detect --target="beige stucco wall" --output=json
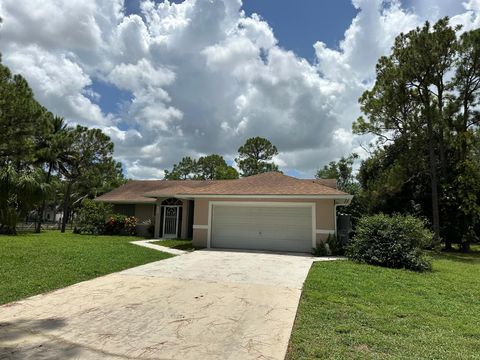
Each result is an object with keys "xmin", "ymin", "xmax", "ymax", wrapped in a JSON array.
[
  {"xmin": 316, "ymin": 199, "xmax": 335, "ymax": 230},
  {"xmin": 191, "ymin": 197, "xmax": 337, "ymax": 248},
  {"xmin": 193, "ymin": 199, "xmax": 209, "ymax": 226},
  {"xmin": 192, "ymin": 228, "xmax": 208, "ymax": 248}
]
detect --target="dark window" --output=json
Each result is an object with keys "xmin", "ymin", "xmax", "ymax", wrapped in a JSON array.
[{"xmin": 113, "ymin": 204, "xmax": 135, "ymax": 216}]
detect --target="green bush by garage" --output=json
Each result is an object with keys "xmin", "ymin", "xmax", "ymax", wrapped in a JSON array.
[{"xmin": 346, "ymin": 214, "xmax": 432, "ymax": 272}]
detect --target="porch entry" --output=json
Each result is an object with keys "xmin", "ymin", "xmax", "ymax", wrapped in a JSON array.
[
  {"xmin": 161, "ymin": 198, "xmax": 183, "ymax": 239},
  {"xmin": 163, "ymin": 206, "xmax": 179, "ymax": 238}
]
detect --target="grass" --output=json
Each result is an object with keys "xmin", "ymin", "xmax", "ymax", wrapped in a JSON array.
[
  {"xmin": 0, "ymin": 231, "xmax": 173, "ymax": 305},
  {"xmin": 152, "ymin": 239, "xmax": 195, "ymax": 251},
  {"xmin": 287, "ymin": 250, "xmax": 480, "ymax": 359}
]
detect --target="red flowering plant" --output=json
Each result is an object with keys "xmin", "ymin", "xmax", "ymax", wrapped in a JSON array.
[
  {"xmin": 104, "ymin": 214, "xmax": 138, "ymax": 235},
  {"xmin": 124, "ymin": 216, "xmax": 138, "ymax": 235}
]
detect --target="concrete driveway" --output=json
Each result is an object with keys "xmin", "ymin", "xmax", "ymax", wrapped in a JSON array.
[{"xmin": 0, "ymin": 250, "xmax": 314, "ymax": 360}]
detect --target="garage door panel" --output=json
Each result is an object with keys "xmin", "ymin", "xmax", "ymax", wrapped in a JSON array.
[{"xmin": 211, "ymin": 205, "xmax": 312, "ymax": 252}]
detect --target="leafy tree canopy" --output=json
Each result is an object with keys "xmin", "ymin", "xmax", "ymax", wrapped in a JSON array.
[
  {"xmin": 235, "ymin": 137, "xmax": 279, "ymax": 177},
  {"xmin": 165, "ymin": 154, "xmax": 239, "ymax": 180},
  {"xmin": 353, "ymin": 18, "xmax": 480, "ymax": 251},
  {"xmin": 316, "ymin": 153, "xmax": 359, "ymax": 191}
]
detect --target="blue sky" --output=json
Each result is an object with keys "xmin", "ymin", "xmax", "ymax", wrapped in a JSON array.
[
  {"xmin": 242, "ymin": 1, "xmax": 358, "ymax": 60},
  {"xmin": 1, "ymin": 0, "xmax": 478, "ymax": 178}
]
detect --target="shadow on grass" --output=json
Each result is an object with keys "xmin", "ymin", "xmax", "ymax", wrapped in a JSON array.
[
  {"xmin": 430, "ymin": 249, "xmax": 480, "ymax": 264},
  {"xmin": 170, "ymin": 243, "xmax": 195, "ymax": 251},
  {"xmin": 152, "ymin": 239, "xmax": 195, "ymax": 251}
]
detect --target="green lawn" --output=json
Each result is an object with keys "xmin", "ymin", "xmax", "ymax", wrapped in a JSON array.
[
  {"xmin": 287, "ymin": 250, "xmax": 480, "ymax": 359},
  {"xmin": 152, "ymin": 239, "xmax": 195, "ymax": 251},
  {"xmin": 0, "ymin": 231, "xmax": 172, "ymax": 305}
]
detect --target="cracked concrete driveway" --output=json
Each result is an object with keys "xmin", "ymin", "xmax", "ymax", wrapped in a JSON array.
[{"xmin": 0, "ymin": 250, "xmax": 314, "ymax": 360}]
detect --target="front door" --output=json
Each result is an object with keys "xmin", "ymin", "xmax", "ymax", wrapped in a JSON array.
[{"xmin": 163, "ymin": 206, "xmax": 178, "ymax": 238}]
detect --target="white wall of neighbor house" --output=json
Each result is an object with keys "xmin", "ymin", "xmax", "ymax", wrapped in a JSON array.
[{"xmin": 191, "ymin": 197, "xmax": 337, "ymax": 248}]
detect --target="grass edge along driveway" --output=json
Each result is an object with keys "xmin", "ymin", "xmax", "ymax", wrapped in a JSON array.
[
  {"xmin": 151, "ymin": 238, "xmax": 196, "ymax": 251},
  {"xmin": 0, "ymin": 231, "xmax": 172, "ymax": 305},
  {"xmin": 287, "ymin": 250, "xmax": 480, "ymax": 359}
]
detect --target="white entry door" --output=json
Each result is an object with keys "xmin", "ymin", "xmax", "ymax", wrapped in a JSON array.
[
  {"xmin": 211, "ymin": 204, "xmax": 313, "ymax": 252},
  {"xmin": 163, "ymin": 206, "xmax": 179, "ymax": 238}
]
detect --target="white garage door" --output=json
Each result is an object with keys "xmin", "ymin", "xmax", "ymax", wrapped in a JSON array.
[{"xmin": 211, "ymin": 204, "xmax": 313, "ymax": 253}]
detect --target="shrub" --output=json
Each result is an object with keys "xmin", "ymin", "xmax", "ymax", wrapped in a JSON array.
[
  {"xmin": 124, "ymin": 216, "xmax": 138, "ymax": 235},
  {"xmin": 147, "ymin": 223, "xmax": 155, "ymax": 238},
  {"xmin": 75, "ymin": 199, "xmax": 112, "ymax": 235},
  {"xmin": 346, "ymin": 214, "xmax": 432, "ymax": 272},
  {"xmin": 104, "ymin": 214, "xmax": 138, "ymax": 236},
  {"xmin": 313, "ymin": 241, "xmax": 330, "ymax": 256},
  {"xmin": 328, "ymin": 233, "xmax": 345, "ymax": 256},
  {"xmin": 313, "ymin": 234, "xmax": 345, "ymax": 256}
]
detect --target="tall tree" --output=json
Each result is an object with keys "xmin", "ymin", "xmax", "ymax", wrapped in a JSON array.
[
  {"xmin": 164, "ymin": 156, "xmax": 197, "ymax": 180},
  {"xmin": 445, "ymin": 28, "xmax": 480, "ymax": 251},
  {"xmin": 165, "ymin": 155, "xmax": 238, "ymax": 180},
  {"xmin": 0, "ymin": 55, "xmax": 46, "ymax": 162},
  {"xmin": 354, "ymin": 19, "xmax": 458, "ymax": 245},
  {"xmin": 60, "ymin": 126, "xmax": 123, "ymax": 232},
  {"xmin": 316, "ymin": 153, "xmax": 359, "ymax": 191},
  {"xmin": 0, "ymin": 54, "xmax": 50, "ymax": 233},
  {"xmin": 316, "ymin": 153, "xmax": 366, "ymax": 227},
  {"xmin": 354, "ymin": 19, "xmax": 480, "ymax": 251},
  {"xmin": 34, "ymin": 115, "xmax": 71, "ymax": 232},
  {"xmin": 235, "ymin": 137, "xmax": 279, "ymax": 177},
  {"xmin": 196, "ymin": 154, "xmax": 238, "ymax": 180}
]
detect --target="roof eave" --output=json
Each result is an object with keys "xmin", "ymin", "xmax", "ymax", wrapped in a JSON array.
[
  {"xmin": 101, "ymin": 194, "xmax": 354, "ymax": 202},
  {"xmin": 181, "ymin": 194, "xmax": 353, "ymax": 199},
  {"xmin": 94, "ymin": 199, "xmax": 156, "ymax": 204}
]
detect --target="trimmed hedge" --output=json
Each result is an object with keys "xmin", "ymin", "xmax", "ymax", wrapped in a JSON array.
[{"xmin": 346, "ymin": 214, "xmax": 432, "ymax": 272}]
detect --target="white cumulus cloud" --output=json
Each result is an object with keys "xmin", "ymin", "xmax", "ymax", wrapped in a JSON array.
[{"xmin": 0, "ymin": 0, "xmax": 478, "ymax": 179}]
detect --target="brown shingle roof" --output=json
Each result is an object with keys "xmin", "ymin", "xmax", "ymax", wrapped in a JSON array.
[
  {"xmin": 95, "ymin": 180, "xmax": 211, "ymax": 203},
  {"xmin": 95, "ymin": 172, "xmax": 349, "ymax": 203}
]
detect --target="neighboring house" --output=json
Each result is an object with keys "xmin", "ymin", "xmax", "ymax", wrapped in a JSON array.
[
  {"xmin": 26, "ymin": 204, "xmax": 62, "ymax": 223},
  {"xmin": 95, "ymin": 172, "xmax": 352, "ymax": 253}
]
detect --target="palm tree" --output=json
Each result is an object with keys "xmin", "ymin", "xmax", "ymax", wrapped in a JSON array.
[
  {"xmin": 0, "ymin": 164, "xmax": 47, "ymax": 234},
  {"xmin": 34, "ymin": 116, "xmax": 72, "ymax": 232}
]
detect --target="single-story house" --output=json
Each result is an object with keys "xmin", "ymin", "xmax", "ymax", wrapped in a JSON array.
[{"xmin": 95, "ymin": 172, "xmax": 353, "ymax": 253}]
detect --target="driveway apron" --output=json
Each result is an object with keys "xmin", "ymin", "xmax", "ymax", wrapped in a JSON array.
[{"xmin": 0, "ymin": 249, "xmax": 314, "ymax": 360}]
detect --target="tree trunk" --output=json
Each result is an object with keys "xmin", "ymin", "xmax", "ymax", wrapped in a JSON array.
[
  {"xmin": 444, "ymin": 238, "xmax": 452, "ymax": 251},
  {"xmin": 426, "ymin": 111, "xmax": 441, "ymax": 246},
  {"xmin": 35, "ymin": 163, "xmax": 53, "ymax": 233},
  {"xmin": 436, "ymin": 86, "xmax": 448, "ymax": 177},
  {"xmin": 61, "ymin": 181, "xmax": 72, "ymax": 233},
  {"xmin": 461, "ymin": 241, "xmax": 470, "ymax": 253}
]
